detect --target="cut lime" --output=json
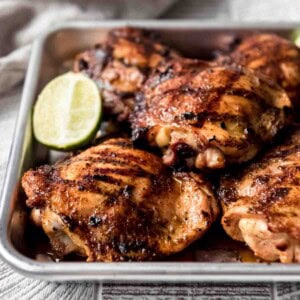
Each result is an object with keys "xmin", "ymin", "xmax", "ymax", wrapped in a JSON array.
[
  {"xmin": 292, "ymin": 29, "xmax": 300, "ymax": 47},
  {"xmin": 33, "ymin": 72, "xmax": 102, "ymax": 150}
]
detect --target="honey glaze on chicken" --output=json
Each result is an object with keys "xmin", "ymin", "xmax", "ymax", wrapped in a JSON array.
[
  {"xmin": 74, "ymin": 27, "xmax": 179, "ymax": 122},
  {"xmin": 131, "ymin": 58, "xmax": 292, "ymax": 170},
  {"xmin": 218, "ymin": 128, "xmax": 300, "ymax": 263},
  {"xmin": 22, "ymin": 138, "xmax": 219, "ymax": 262}
]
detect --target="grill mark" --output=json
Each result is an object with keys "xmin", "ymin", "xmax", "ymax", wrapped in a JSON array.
[
  {"xmin": 285, "ymin": 176, "xmax": 300, "ymax": 186},
  {"xmin": 231, "ymin": 36, "xmax": 300, "ymax": 87},
  {"xmin": 269, "ymin": 188, "xmax": 290, "ymax": 201},
  {"xmin": 91, "ymin": 167, "xmax": 153, "ymax": 179},
  {"xmin": 148, "ymin": 60, "xmax": 208, "ymax": 88},
  {"xmin": 76, "ymin": 176, "xmax": 132, "ymax": 202},
  {"xmin": 229, "ymin": 157, "xmax": 300, "ymax": 190},
  {"xmin": 250, "ymin": 186, "xmax": 292, "ymax": 214},
  {"xmin": 221, "ymin": 160, "xmax": 300, "ymax": 207},
  {"xmin": 64, "ymin": 150, "xmax": 159, "ymax": 185},
  {"xmin": 272, "ymin": 169, "xmax": 299, "ymax": 185},
  {"xmin": 265, "ymin": 145, "xmax": 300, "ymax": 160},
  {"xmin": 233, "ymin": 36, "xmax": 284, "ymax": 54},
  {"xmin": 201, "ymin": 68, "xmax": 243, "ymax": 110},
  {"xmin": 147, "ymin": 67, "xmax": 279, "ymax": 131},
  {"xmin": 48, "ymin": 174, "xmax": 118, "ymax": 204},
  {"xmin": 142, "ymin": 64, "xmax": 285, "ymax": 151},
  {"xmin": 224, "ymin": 88, "xmax": 270, "ymax": 109},
  {"xmin": 157, "ymin": 85, "xmax": 270, "ymax": 111},
  {"xmin": 111, "ymin": 151, "xmax": 157, "ymax": 168},
  {"xmin": 72, "ymin": 149, "xmax": 154, "ymax": 169},
  {"xmin": 234, "ymin": 42, "xmax": 298, "ymax": 63},
  {"xmin": 73, "ymin": 160, "xmax": 155, "ymax": 185},
  {"xmin": 90, "ymin": 149, "xmax": 152, "ymax": 167},
  {"xmin": 76, "ymin": 156, "xmax": 131, "ymax": 167},
  {"xmin": 73, "ymin": 154, "xmax": 150, "ymax": 171},
  {"xmin": 86, "ymin": 174, "xmax": 123, "ymax": 186},
  {"xmin": 76, "ymin": 178, "xmax": 109, "ymax": 194},
  {"xmin": 184, "ymin": 112, "xmax": 247, "ymax": 128},
  {"xmin": 148, "ymin": 64, "xmax": 241, "ymax": 93},
  {"xmin": 103, "ymin": 140, "xmax": 133, "ymax": 148}
]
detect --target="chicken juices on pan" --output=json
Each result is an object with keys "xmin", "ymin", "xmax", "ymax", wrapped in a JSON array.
[
  {"xmin": 131, "ymin": 58, "xmax": 292, "ymax": 170},
  {"xmin": 22, "ymin": 138, "xmax": 219, "ymax": 262},
  {"xmin": 217, "ymin": 33, "xmax": 300, "ymax": 114},
  {"xmin": 218, "ymin": 128, "xmax": 300, "ymax": 263},
  {"xmin": 74, "ymin": 27, "xmax": 179, "ymax": 122}
]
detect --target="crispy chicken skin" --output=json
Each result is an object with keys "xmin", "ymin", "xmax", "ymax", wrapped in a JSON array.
[
  {"xmin": 218, "ymin": 128, "xmax": 300, "ymax": 263},
  {"xmin": 22, "ymin": 138, "xmax": 219, "ymax": 262},
  {"xmin": 74, "ymin": 27, "xmax": 179, "ymax": 121},
  {"xmin": 131, "ymin": 58, "xmax": 292, "ymax": 170},
  {"xmin": 217, "ymin": 34, "xmax": 300, "ymax": 113}
]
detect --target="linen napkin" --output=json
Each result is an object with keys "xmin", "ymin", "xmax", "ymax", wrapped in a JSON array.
[{"xmin": 0, "ymin": 0, "xmax": 175, "ymax": 95}]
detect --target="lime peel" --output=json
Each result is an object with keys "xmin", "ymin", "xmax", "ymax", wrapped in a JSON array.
[{"xmin": 33, "ymin": 72, "xmax": 102, "ymax": 150}]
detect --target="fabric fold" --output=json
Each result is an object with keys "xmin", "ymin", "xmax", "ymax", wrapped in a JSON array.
[{"xmin": 0, "ymin": 0, "xmax": 175, "ymax": 95}]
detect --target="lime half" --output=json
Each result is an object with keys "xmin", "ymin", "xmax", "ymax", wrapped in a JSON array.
[
  {"xmin": 33, "ymin": 72, "xmax": 102, "ymax": 150},
  {"xmin": 292, "ymin": 29, "xmax": 300, "ymax": 47}
]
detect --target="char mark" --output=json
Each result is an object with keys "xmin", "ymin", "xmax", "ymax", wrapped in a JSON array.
[
  {"xmin": 87, "ymin": 174, "xmax": 123, "ymax": 186},
  {"xmin": 269, "ymin": 187, "xmax": 290, "ymax": 202},
  {"xmin": 265, "ymin": 145, "xmax": 300, "ymax": 160},
  {"xmin": 131, "ymin": 127, "xmax": 149, "ymax": 146},
  {"xmin": 154, "ymin": 85, "xmax": 270, "ymax": 119},
  {"xmin": 182, "ymin": 111, "xmax": 247, "ymax": 127},
  {"xmin": 217, "ymin": 184, "xmax": 238, "ymax": 204},
  {"xmin": 88, "ymin": 215, "xmax": 103, "ymax": 227},
  {"xmin": 89, "ymin": 149, "xmax": 152, "ymax": 168},
  {"xmin": 103, "ymin": 140, "xmax": 133, "ymax": 148},
  {"xmin": 171, "ymin": 143, "xmax": 196, "ymax": 159},
  {"xmin": 90, "ymin": 167, "xmax": 153, "ymax": 179}
]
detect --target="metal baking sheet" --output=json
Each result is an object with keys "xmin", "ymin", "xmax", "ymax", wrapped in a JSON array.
[{"xmin": 1, "ymin": 20, "xmax": 300, "ymax": 282}]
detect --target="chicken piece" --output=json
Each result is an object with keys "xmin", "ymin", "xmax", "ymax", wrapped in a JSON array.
[
  {"xmin": 217, "ymin": 33, "xmax": 300, "ymax": 114},
  {"xmin": 218, "ymin": 128, "xmax": 300, "ymax": 263},
  {"xmin": 131, "ymin": 58, "xmax": 292, "ymax": 170},
  {"xmin": 22, "ymin": 138, "xmax": 219, "ymax": 262},
  {"xmin": 74, "ymin": 27, "xmax": 179, "ymax": 121}
]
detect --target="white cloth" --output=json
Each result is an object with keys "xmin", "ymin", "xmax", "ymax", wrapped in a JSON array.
[{"xmin": 0, "ymin": 0, "xmax": 175, "ymax": 95}]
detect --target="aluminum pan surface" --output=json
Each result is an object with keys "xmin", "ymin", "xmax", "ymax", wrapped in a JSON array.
[{"xmin": 1, "ymin": 20, "xmax": 300, "ymax": 282}]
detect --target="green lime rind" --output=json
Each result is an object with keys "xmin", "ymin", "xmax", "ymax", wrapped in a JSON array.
[
  {"xmin": 291, "ymin": 29, "xmax": 300, "ymax": 47},
  {"xmin": 33, "ymin": 111, "xmax": 102, "ymax": 151},
  {"xmin": 33, "ymin": 72, "xmax": 102, "ymax": 151}
]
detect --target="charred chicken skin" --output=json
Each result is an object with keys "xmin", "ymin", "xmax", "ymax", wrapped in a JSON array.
[
  {"xmin": 74, "ymin": 27, "xmax": 179, "ymax": 122},
  {"xmin": 22, "ymin": 138, "xmax": 219, "ymax": 262},
  {"xmin": 218, "ymin": 128, "xmax": 300, "ymax": 263},
  {"xmin": 131, "ymin": 58, "xmax": 292, "ymax": 170},
  {"xmin": 217, "ymin": 33, "xmax": 300, "ymax": 114}
]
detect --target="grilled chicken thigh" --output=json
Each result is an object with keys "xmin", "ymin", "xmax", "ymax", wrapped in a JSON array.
[
  {"xmin": 74, "ymin": 27, "xmax": 179, "ymax": 121},
  {"xmin": 131, "ymin": 58, "xmax": 292, "ymax": 170},
  {"xmin": 218, "ymin": 128, "xmax": 300, "ymax": 263},
  {"xmin": 22, "ymin": 138, "xmax": 219, "ymax": 262},
  {"xmin": 217, "ymin": 34, "xmax": 300, "ymax": 113}
]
